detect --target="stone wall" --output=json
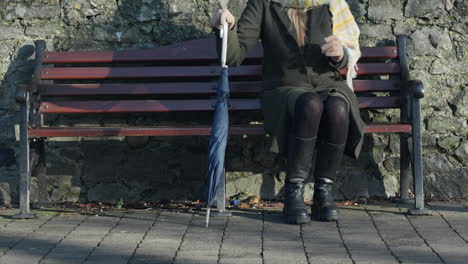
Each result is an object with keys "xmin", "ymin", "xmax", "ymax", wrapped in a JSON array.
[{"xmin": 0, "ymin": 0, "xmax": 466, "ymax": 206}]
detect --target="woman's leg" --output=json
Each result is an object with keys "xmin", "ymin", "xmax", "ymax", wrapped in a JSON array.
[
  {"xmin": 312, "ymin": 95, "xmax": 350, "ymax": 221},
  {"xmin": 283, "ymin": 92, "xmax": 323, "ymax": 224},
  {"xmin": 293, "ymin": 92, "xmax": 323, "ymax": 139}
]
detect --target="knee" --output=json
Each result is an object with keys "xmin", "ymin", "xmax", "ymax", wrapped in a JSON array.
[
  {"xmin": 325, "ymin": 97, "xmax": 349, "ymax": 122},
  {"xmin": 295, "ymin": 93, "xmax": 323, "ymax": 117}
]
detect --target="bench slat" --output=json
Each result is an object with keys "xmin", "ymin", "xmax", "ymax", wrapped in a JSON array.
[
  {"xmin": 42, "ymin": 38, "xmax": 398, "ymax": 64},
  {"xmin": 41, "ymin": 66, "xmax": 261, "ymax": 80},
  {"xmin": 40, "ymin": 82, "xmax": 263, "ymax": 96},
  {"xmin": 28, "ymin": 123, "xmax": 411, "ymax": 137},
  {"xmin": 39, "ymin": 80, "xmax": 400, "ymax": 97},
  {"xmin": 40, "ymin": 63, "xmax": 400, "ymax": 80},
  {"xmin": 40, "ymin": 97, "xmax": 400, "ymax": 114}
]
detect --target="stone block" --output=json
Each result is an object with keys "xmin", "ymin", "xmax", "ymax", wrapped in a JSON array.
[
  {"xmin": 359, "ymin": 24, "xmax": 394, "ymax": 40},
  {"xmin": 429, "ymin": 58, "xmax": 451, "ymax": 75},
  {"xmin": 393, "ymin": 23, "xmax": 414, "ymax": 36},
  {"xmin": 409, "ymin": 27, "xmax": 453, "ymax": 57},
  {"xmin": 454, "ymin": 142, "xmax": 468, "ymax": 164},
  {"xmin": 437, "ymin": 136, "xmax": 460, "ymax": 151},
  {"xmin": 426, "ymin": 117, "xmax": 466, "ymax": 133},
  {"xmin": 383, "ymin": 157, "xmax": 400, "ymax": 172},
  {"xmin": 25, "ymin": 24, "xmax": 64, "ymax": 38},
  {"xmin": 405, "ymin": 0, "xmax": 446, "ymax": 18},
  {"xmin": 0, "ymin": 24, "xmax": 24, "ymax": 41},
  {"xmin": 87, "ymin": 183, "xmax": 139, "ymax": 203},
  {"xmin": 454, "ymin": 89, "xmax": 468, "ymax": 118},
  {"xmin": 2, "ymin": 2, "xmax": 60, "ymax": 21},
  {"xmin": 0, "ymin": 182, "xmax": 11, "ymax": 206},
  {"xmin": 226, "ymin": 173, "xmax": 287, "ymax": 200},
  {"xmin": 368, "ymin": 0, "xmax": 404, "ymax": 20}
]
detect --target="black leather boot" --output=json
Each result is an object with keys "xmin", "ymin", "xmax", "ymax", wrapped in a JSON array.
[
  {"xmin": 311, "ymin": 141, "xmax": 345, "ymax": 221},
  {"xmin": 283, "ymin": 134, "xmax": 317, "ymax": 224}
]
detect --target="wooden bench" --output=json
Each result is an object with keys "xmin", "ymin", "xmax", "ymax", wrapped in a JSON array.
[{"xmin": 14, "ymin": 35, "xmax": 431, "ymax": 218}]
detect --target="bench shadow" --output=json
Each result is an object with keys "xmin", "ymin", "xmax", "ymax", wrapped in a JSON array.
[{"xmin": 0, "ymin": 44, "xmax": 36, "ymax": 205}]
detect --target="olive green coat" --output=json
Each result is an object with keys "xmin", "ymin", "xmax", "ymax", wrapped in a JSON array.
[{"xmin": 216, "ymin": 0, "xmax": 365, "ymax": 159}]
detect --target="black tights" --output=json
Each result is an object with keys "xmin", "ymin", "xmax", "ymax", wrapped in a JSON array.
[{"xmin": 292, "ymin": 92, "xmax": 349, "ymax": 144}]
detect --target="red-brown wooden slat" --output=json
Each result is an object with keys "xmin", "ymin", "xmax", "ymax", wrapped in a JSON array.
[
  {"xmin": 352, "ymin": 80, "xmax": 400, "ymax": 92},
  {"xmin": 40, "ymin": 99, "xmax": 261, "ymax": 113},
  {"xmin": 359, "ymin": 96, "xmax": 400, "ymax": 109},
  {"xmin": 29, "ymin": 126, "xmax": 264, "ymax": 137},
  {"xmin": 41, "ymin": 63, "xmax": 399, "ymax": 80},
  {"xmin": 40, "ymin": 97, "xmax": 400, "ymax": 114},
  {"xmin": 338, "ymin": 63, "xmax": 400, "ymax": 76},
  {"xmin": 39, "ymin": 80, "xmax": 400, "ymax": 97},
  {"xmin": 360, "ymin": 47, "xmax": 398, "ymax": 59},
  {"xmin": 40, "ymin": 82, "xmax": 264, "ymax": 96},
  {"xmin": 40, "ymin": 66, "xmax": 262, "ymax": 80},
  {"xmin": 42, "ymin": 39, "xmax": 398, "ymax": 64},
  {"xmin": 364, "ymin": 123, "xmax": 412, "ymax": 133},
  {"xmin": 28, "ymin": 123, "xmax": 411, "ymax": 138}
]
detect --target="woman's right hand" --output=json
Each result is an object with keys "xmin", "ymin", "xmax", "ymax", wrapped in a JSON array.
[{"xmin": 212, "ymin": 9, "xmax": 236, "ymax": 30}]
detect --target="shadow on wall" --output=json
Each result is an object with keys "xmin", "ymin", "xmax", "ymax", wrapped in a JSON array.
[
  {"xmin": 0, "ymin": 45, "xmax": 36, "ymax": 206},
  {"xmin": 58, "ymin": 0, "xmax": 216, "ymax": 51}
]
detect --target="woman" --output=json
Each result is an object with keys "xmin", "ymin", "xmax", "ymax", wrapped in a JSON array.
[{"xmin": 212, "ymin": 0, "xmax": 365, "ymax": 224}]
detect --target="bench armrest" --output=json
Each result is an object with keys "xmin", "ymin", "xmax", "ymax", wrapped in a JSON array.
[{"xmin": 409, "ymin": 80, "xmax": 424, "ymax": 99}]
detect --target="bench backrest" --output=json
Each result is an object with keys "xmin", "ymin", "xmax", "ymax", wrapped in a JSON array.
[{"xmin": 27, "ymin": 36, "xmax": 412, "ymax": 135}]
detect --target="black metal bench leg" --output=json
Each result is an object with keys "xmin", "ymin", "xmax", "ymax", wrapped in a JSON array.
[
  {"xmin": 398, "ymin": 135, "xmax": 412, "ymax": 204},
  {"xmin": 13, "ymin": 95, "xmax": 36, "ymax": 219},
  {"xmin": 213, "ymin": 168, "xmax": 232, "ymax": 217},
  {"xmin": 408, "ymin": 96, "xmax": 431, "ymax": 215}
]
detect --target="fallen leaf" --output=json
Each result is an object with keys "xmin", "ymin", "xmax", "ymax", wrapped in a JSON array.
[
  {"xmin": 238, "ymin": 203, "xmax": 250, "ymax": 209},
  {"xmin": 246, "ymin": 195, "xmax": 260, "ymax": 204}
]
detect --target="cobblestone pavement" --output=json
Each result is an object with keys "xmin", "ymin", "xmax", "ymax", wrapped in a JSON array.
[{"xmin": 0, "ymin": 201, "xmax": 467, "ymax": 264}]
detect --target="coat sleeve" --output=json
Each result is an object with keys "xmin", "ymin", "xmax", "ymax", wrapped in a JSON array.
[
  {"xmin": 214, "ymin": 0, "xmax": 263, "ymax": 67},
  {"xmin": 328, "ymin": 46, "xmax": 349, "ymax": 70}
]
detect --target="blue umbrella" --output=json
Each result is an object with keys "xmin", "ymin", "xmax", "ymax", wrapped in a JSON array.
[{"xmin": 205, "ymin": 22, "xmax": 230, "ymax": 228}]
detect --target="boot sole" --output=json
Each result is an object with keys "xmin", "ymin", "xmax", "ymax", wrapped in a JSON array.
[
  {"xmin": 311, "ymin": 205, "xmax": 340, "ymax": 222},
  {"xmin": 285, "ymin": 214, "xmax": 311, "ymax": 224}
]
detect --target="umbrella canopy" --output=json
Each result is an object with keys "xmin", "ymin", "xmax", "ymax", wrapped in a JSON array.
[
  {"xmin": 204, "ymin": 67, "xmax": 229, "ymax": 207},
  {"xmin": 204, "ymin": 22, "xmax": 230, "ymax": 228}
]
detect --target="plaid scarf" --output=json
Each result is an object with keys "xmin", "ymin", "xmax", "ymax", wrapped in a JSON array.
[{"xmin": 271, "ymin": 0, "xmax": 361, "ymax": 90}]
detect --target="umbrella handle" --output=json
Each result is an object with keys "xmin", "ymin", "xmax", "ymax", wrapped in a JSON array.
[{"xmin": 220, "ymin": 21, "xmax": 228, "ymax": 68}]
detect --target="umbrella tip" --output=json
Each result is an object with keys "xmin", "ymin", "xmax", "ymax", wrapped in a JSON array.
[{"xmin": 205, "ymin": 208, "xmax": 211, "ymax": 229}]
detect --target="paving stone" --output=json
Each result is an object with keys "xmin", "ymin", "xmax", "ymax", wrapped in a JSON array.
[
  {"xmin": 390, "ymin": 246, "xmax": 441, "ymax": 263},
  {"xmin": 173, "ymin": 255, "xmax": 218, "ymax": 264},
  {"xmin": 219, "ymin": 257, "xmax": 262, "ymax": 264},
  {"xmin": 44, "ymin": 250, "xmax": 90, "ymax": 259},
  {"xmin": 264, "ymin": 255, "xmax": 308, "ymax": 264},
  {"xmin": 130, "ymin": 256, "xmax": 174, "ymax": 264},
  {"xmin": 352, "ymin": 254, "xmax": 398, "ymax": 264},
  {"xmin": 306, "ymin": 256, "xmax": 353, "ymax": 264},
  {"xmin": 0, "ymin": 203, "xmax": 467, "ymax": 264},
  {"xmin": 133, "ymin": 212, "xmax": 190, "ymax": 264},
  {"xmin": 405, "ymin": 211, "xmax": 468, "ymax": 264},
  {"xmin": 84, "ymin": 254, "xmax": 132, "ymax": 264},
  {"xmin": 0, "ymin": 256, "xmax": 42, "ymax": 264},
  {"xmin": 41, "ymin": 258, "xmax": 84, "ymax": 264},
  {"xmin": 220, "ymin": 241, "xmax": 261, "ymax": 258}
]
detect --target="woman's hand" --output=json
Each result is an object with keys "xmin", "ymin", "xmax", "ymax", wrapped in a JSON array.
[
  {"xmin": 321, "ymin": 35, "xmax": 345, "ymax": 63},
  {"xmin": 212, "ymin": 9, "xmax": 236, "ymax": 30}
]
